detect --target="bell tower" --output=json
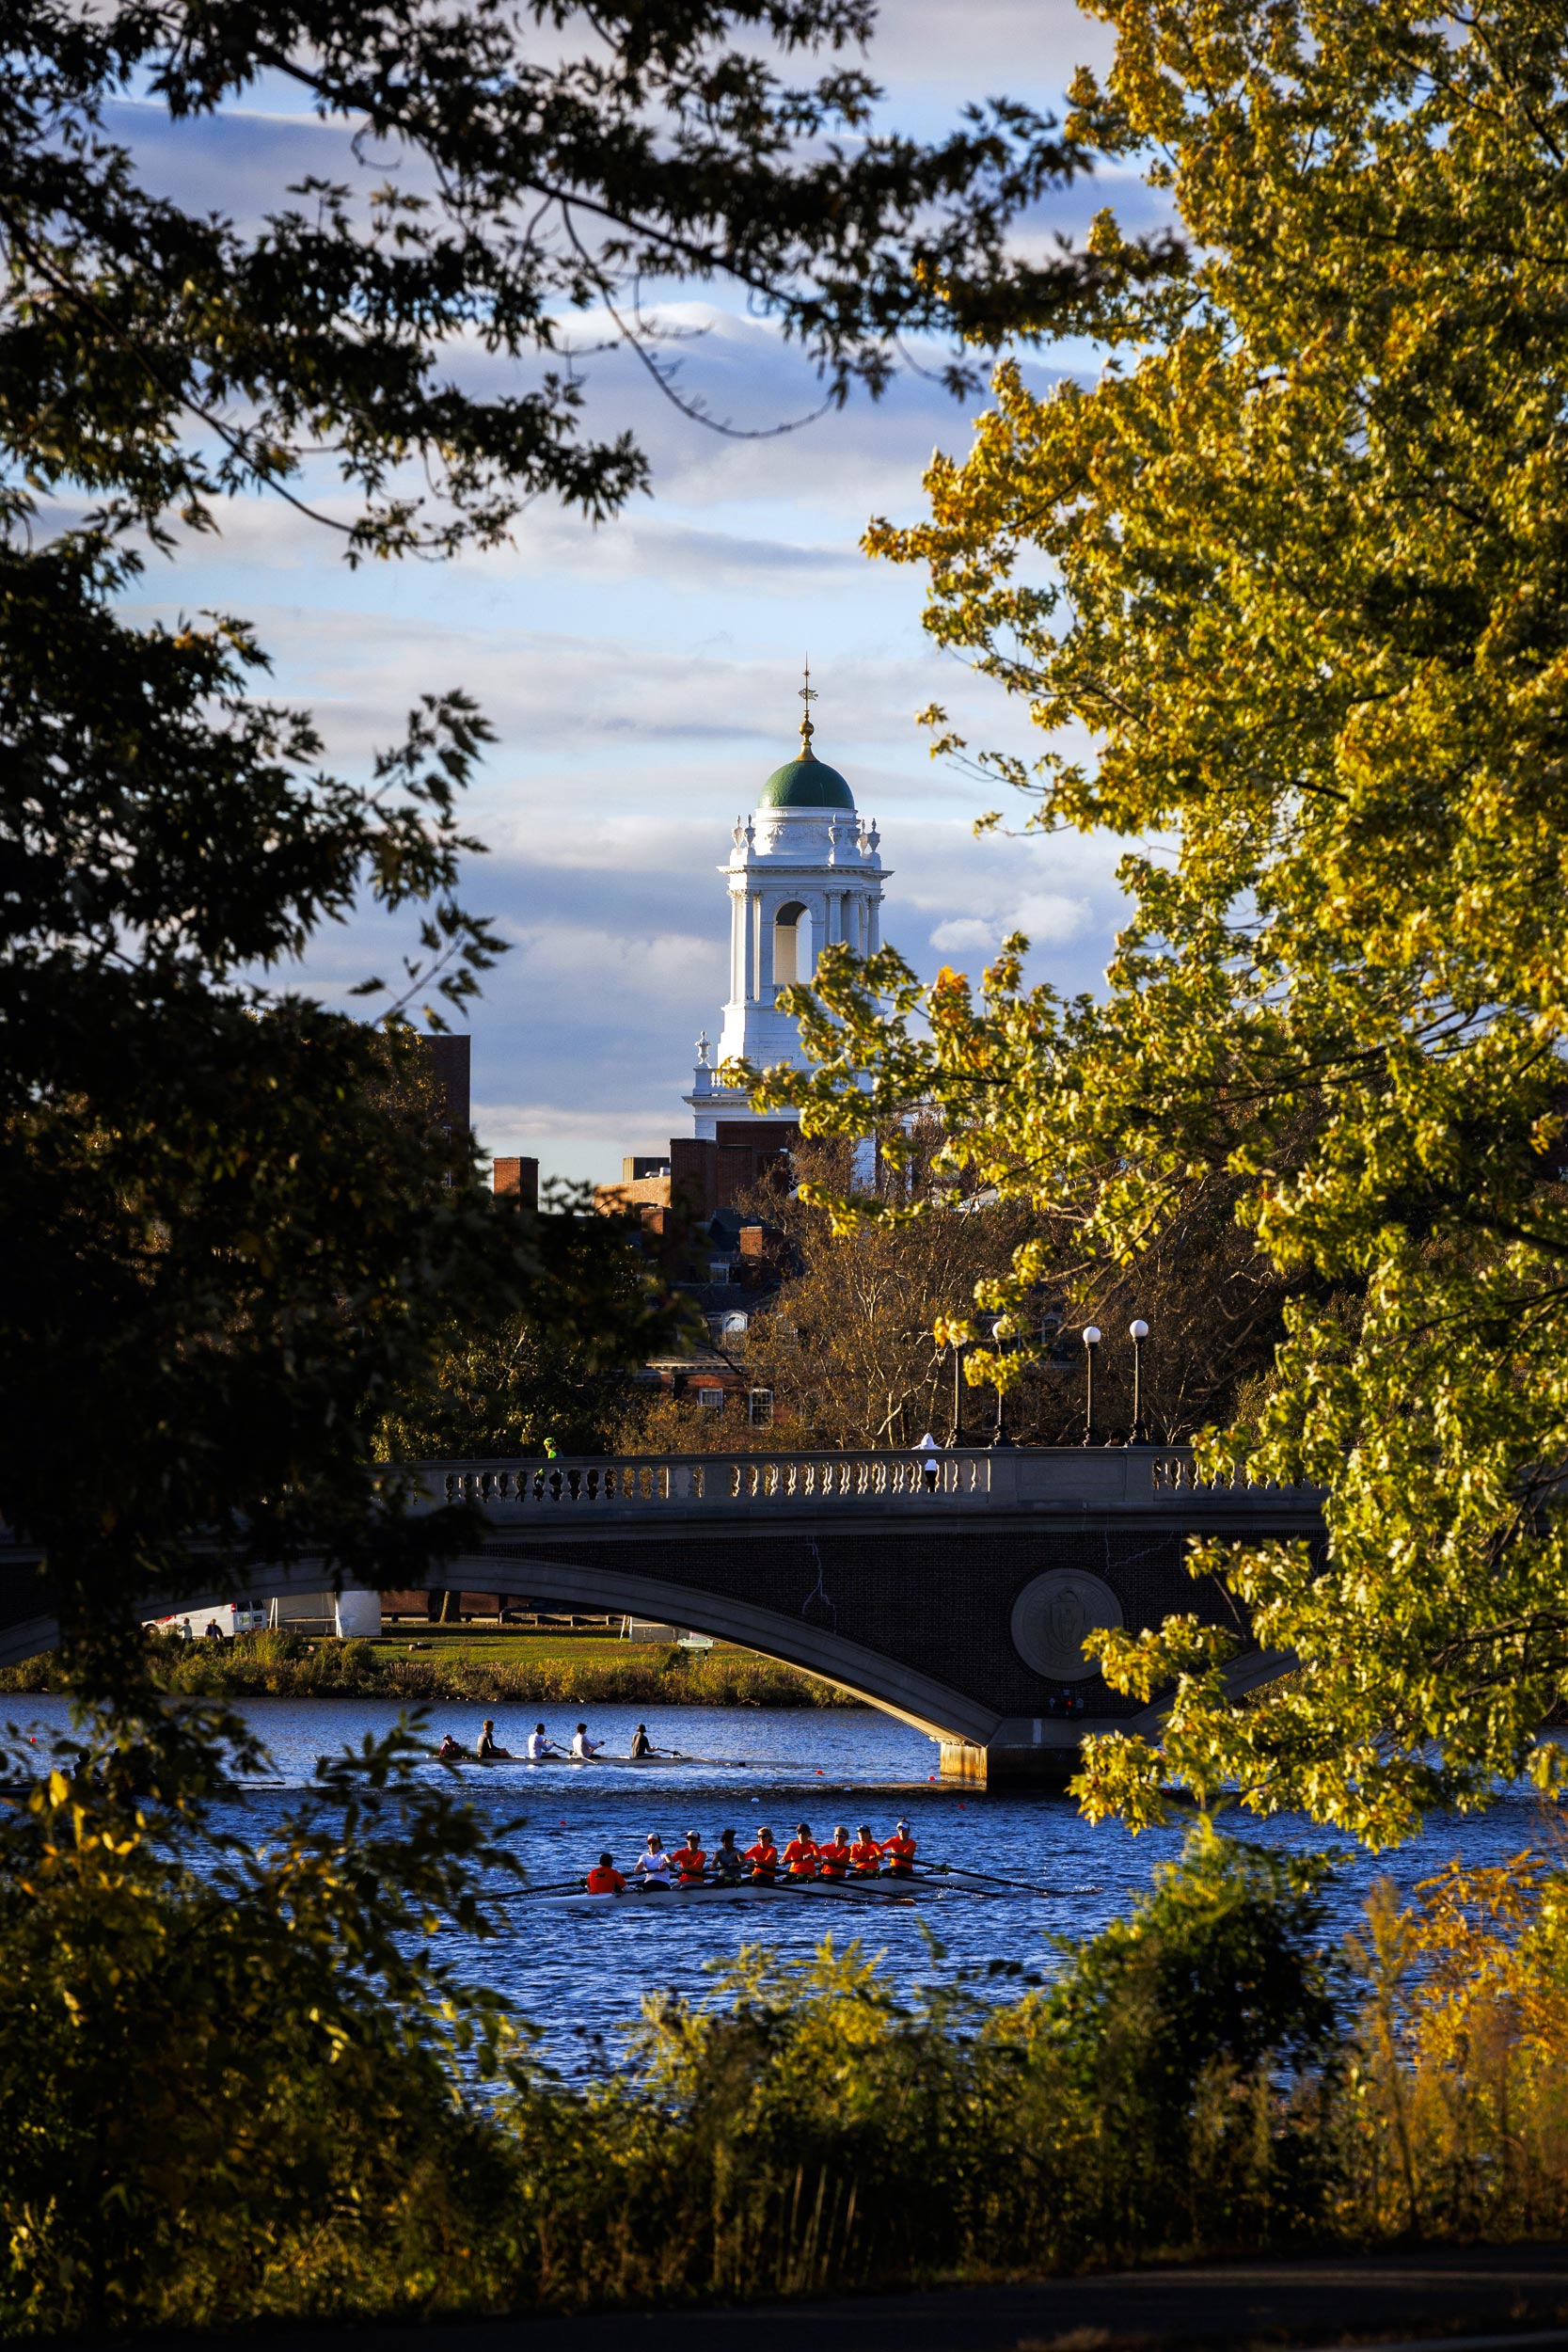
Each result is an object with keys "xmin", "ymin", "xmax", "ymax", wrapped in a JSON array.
[{"xmin": 686, "ymin": 669, "xmax": 888, "ymax": 1139}]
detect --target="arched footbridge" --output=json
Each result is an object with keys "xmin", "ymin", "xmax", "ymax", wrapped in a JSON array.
[{"xmin": 0, "ymin": 1448, "xmax": 1322, "ymax": 1788}]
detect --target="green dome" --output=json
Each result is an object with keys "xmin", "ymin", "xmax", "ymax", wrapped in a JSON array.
[{"xmin": 758, "ymin": 752, "xmax": 855, "ymax": 810}]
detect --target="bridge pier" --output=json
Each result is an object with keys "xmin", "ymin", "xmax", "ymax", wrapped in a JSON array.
[{"xmin": 940, "ymin": 1721, "xmax": 1085, "ymax": 1792}]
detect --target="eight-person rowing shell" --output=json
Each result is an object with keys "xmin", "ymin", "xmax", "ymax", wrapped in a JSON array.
[{"xmin": 575, "ymin": 1818, "xmax": 920, "ymax": 1896}]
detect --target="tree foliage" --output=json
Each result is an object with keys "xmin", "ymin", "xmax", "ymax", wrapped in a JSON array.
[
  {"xmin": 0, "ymin": 1707, "xmax": 524, "ymax": 2334},
  {"xmin": 0, "ymin": 2, "xmax": 1100, "ymax": 1661},
  {"xmin": 756, "ymin": 0, "xmax": 1568, "ymax": 1839}
]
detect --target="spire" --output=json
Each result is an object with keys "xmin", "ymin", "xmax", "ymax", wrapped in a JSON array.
[{"xmin": 798, "ymin": 657, "xmax": 817, "ymax": 755}]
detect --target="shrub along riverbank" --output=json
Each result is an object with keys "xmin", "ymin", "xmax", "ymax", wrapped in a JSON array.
[
  {"xmin": 0, "ymin": 1628, "xmax": 855, "ymax": 1708},
  {"xmin": 7, "ymin": 1713, "xmax": 1568, "ymax": 2339}
]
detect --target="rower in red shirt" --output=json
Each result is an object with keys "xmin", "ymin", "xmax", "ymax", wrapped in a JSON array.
[
  {"xmin": 849, "ymin": 1824, "xmax": 883, "ymax": 1876},
  {"xmin": 816, "ymin": 1825, "xmax": 852, "ymax": 1880},
  {"xmin": 745, "ymin": 1828, "xmax": 779, "ymax": 1884},
  {"xmin": 782, "ymin": 1821, "xmax": 818, "ymax": 1878},
  {"xmin": 879, "ymin": 1819, "xmax": 917, "ymax": 1877},
  {"xmin": 672, "ymin": 1830, "xmax": 707, "ymax": 1887},
  {"xmin": 585, "ymin": 1851, "xmax": 626, "ymax": 1895}
]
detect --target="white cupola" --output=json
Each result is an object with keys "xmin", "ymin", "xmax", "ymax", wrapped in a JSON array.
[{"xmin": 686, "ymin": 669, "xmax": 889, "ymax": 1138}]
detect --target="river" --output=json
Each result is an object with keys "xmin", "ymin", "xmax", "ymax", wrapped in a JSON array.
[{"xmin": 10, "ymin": 1696, "xmax": 1559, "ymax": 2075}]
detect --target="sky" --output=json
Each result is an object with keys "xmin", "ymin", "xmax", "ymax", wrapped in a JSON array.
[{"xmin": 118, "ymin": 0, "xmax": 1158, "ymax": 1186}]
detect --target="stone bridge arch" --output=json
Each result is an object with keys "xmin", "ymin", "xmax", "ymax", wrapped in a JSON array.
[{"xmin": 0, "ymin": 1447, "xmax": 1316, "ymax": 1785}]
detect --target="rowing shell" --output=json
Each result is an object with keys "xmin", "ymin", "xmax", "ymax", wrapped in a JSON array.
[{"xmin": 531, "ymin": 1879, "xmax": 927, "ymax": 1914}]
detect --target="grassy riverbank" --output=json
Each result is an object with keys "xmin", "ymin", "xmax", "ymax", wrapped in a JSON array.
[{"xmin": 0, "ymin": 1626, "xmax": 858, "ymax": 1708}]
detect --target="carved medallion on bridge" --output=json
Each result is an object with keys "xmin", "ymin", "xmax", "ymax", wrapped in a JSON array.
[{"xmin": 1010, "ymin": 1570, "xmax": 1123, "ymax": 1682}]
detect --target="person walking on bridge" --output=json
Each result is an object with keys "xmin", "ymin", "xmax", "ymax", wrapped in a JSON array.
[{"xmin": 914, "ymin": 1431, "xmax": 942, "ymax": 1492}]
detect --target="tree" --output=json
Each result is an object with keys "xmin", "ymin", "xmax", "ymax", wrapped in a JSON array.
[
  {"xmin": 376, "ymin": 1201, "xmax": 677, "ymax": 1459},
  {"xmin": 763, "ymin": 0, "xmax": 1568, "ymax": 1840},
  {"xmin": 0, "ymin": 2, "xmax": 1101, "ymax": 1667}
]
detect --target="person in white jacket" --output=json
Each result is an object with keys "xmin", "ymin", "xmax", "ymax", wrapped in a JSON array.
[
  {"xmin": 633, "ymin": 1834, "xmax": 673, "ymax": 1890},
  {"xmin": 570, "ymin": 1720, "xmax": 602, "ymax": 1758}
]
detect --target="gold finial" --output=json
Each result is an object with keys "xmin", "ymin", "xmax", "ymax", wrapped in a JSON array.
[{"xmin": 798, "ymin": 657, "xmax": 817, "ymax": 754}]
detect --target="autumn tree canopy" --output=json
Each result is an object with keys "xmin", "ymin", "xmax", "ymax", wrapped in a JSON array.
[{"xmin": 754, "ymin": 0, "xmax": 1568, "ymax": 1842}]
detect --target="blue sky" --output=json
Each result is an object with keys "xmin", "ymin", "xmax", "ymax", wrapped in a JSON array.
[{"xmin": 119, "ymin": 0, "xmax": 1158, "ymax": 1185}]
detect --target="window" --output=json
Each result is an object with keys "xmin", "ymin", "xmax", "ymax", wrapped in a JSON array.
[
  {"xmin": 773, "ymin": 899, "xmax": 808, "ymax": 987},
  {"xmin": 707, "ymin": 1260, "xmax": 733, "ymax": 1284},
  {"xmin": 696, "ymin": 1387, "xmax": 725, "ymax": 1410},
  {"xmin": 748, "ymin": 1388, "xmax": 774, "ymax": 1428}
]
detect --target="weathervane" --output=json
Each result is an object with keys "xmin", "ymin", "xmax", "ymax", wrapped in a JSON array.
[{"xmin": 798, "ymin": 658, "xmax": 817, "ymax": 754}]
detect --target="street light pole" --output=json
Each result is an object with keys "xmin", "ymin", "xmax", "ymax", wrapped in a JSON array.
[
  {"xmin": 1130, "ymin": 1317, "xmax": 1149, "ymax": 1443},
  {"xmin": 1082, "ymin": 1325, "xmax": 1101, "ymax": 1446}
]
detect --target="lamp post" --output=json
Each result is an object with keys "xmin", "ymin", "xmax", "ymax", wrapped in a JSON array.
[
  {"xmin": 989, "ymin": 1316, "xmax": 1016, "ymax": 1449},
  {"xmin": 1129, "ymin": 1317, "xmax": 1149, "ymax": 1443},
  {"xmin": 948, "ymin": 1337, "xmax": 968, "ymax": 1447},
  {"xmin": 1082, "ymin": 1325, "xmax": 1101, "ymax": 1446}
]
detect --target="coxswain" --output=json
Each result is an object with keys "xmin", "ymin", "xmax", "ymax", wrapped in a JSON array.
[
  {"xmin": 745, "ymin": 1826, "xmax": 779, "ymax": 1885},
  {"xmin": 712, "ymin": 1828, "xmax": 745, "ymax": 1883},
  {"xmin": 629, "ymin": 1723, "xmax": 655, "ymax": 1758},
  {"xmin": 850, "ymin": 1823, "xmax": 883, "ymax": 1875},
  {"xmin": 476, "ymin": 1718, "xmax": 512, "ymax": 1760},
  {"xmin": 816, "ymin": 1825, "xmax": 852, "ymax": 1881},
  {"xmin": 880, "ymin": 1819, "xmax": 917, "ymax": 1877},
  {"xmin": 527, "ymin": 1722, "xmax": 563, "ymax": 1760},
  {"xmin": 571, "ymin": 1721, "xmax": 602, "ymax": 1759},
  {"xmin": 672, "ymin": 1828, "xmax": 707, "ymax": 1887},
  {"xmin": 585, "ymin": 1851, "xmax": 626, "ymax": 1895},
  {"xmin": 634, "ymin": 1833, "xmax": 673, "ymax": 1891},
  {"xmin": 783, "ymin": 1821, "xmax": 818, "ymax": 1878},
  {"xmin": 436, "ymin": 1733, "xmax": 466, "ymax": 1761}
]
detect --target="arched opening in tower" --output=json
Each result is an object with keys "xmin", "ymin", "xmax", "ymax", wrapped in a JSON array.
[{"xmin": 772, "ymin": 900, "xmax": 809, "ymax": 987}]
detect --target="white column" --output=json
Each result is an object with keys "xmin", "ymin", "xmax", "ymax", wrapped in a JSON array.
[
  {"xmin": 757, "ymin": 895, "xmax": 776, "ymax": 999},
  {"xmin": 868, "ymin": 894, "xmax": 881, "ymax": 954},
  {"xmin": 730, "ymin": 890, "xmax": 746, "ymax": 1001},
  {"xmin": 748, "ymin": 892, "xmax": 762, "ymax": 1002}
]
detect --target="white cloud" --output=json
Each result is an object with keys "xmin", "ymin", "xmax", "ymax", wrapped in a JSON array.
[{"xmin": 929, "ymin": 917, "xmax": 998, "ymax": 953}]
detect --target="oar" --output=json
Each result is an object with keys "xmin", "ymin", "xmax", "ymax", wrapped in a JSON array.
[{"xmin": 911, "ymin": 1862, "xmax": 1048, "ymax": 1898}]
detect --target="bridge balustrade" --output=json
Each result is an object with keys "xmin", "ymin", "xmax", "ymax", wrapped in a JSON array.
[{"xmin": 427, "ymin": 1447, "xmax": 1321, "ymax": 1521}]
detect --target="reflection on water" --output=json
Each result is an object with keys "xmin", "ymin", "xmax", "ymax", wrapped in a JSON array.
[{"xmin": 9, "ymin": 1696, "xmax": 1562, "ymax": 2075}]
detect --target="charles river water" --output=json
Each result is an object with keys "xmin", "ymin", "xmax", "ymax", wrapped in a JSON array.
[{"xmin": 11, "ymin": 1697, "xmax": 1563, "ymax": 2076}]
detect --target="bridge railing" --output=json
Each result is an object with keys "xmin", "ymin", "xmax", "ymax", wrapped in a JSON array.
[{"xmin": 416, "ymin": 1447, "xmax": 1322, "ymax": 1520}]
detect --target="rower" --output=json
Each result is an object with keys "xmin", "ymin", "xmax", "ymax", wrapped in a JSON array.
[
  {"xmin": 476, "ymin": 1719, "xmax": 512, "ymax": 1760},
  {"xmin": 571, "ymin": 1721, "xmax": 602, "ymax": 1759},
  {"xmin": 712, "ymin": 1828, "xmax": 745, "ymax": 1883},
  {"xmin": 672, "ymin": 1828, "xmax": 707, "ymax": 1888},
  {"xmin": 629, "ymin": 1723, "xmax": 655, "ymax": 1758},
  {"xmin": 783, "ymin": 1821, "xmax": 818, "ymax": 1878},
  {"xmin": 850, "ymin": 1823, "xmax": 883, "ymax": 1875},
  {"xmin": 633, "ymin": 1833, "xmax": 673, "ymax": 1891},
  {"xmin": 880, "ymin": 1819, "xmax": 917, "ymax": 1877},
  {"xmin": 745, "ymin": 1826, "xmax": 779, "ymax": 1885},
  {"xmin": 436, "ymin": 1733, "xmax": 466, "ymax": 1761},
  {"xmin": 527, "ymin": 1722, "xmax": 563, "ymax": 1760},
  {"xmin": 585, "ymin": 1851, "xmax": 626, "ymax": 1895},
  {"xmin": 816, "ymin": 1825, "xmax": 852, "ymax": 1881}
]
